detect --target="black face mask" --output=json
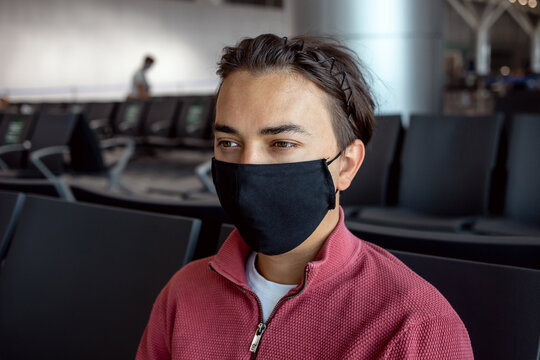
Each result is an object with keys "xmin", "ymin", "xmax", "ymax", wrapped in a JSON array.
[{"xmin": 211, "ymin": 153, "xmax": 340, "ymax": 256}]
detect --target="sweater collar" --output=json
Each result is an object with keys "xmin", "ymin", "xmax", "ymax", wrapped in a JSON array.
[{"xmin": 209, "ymin": 207, "xmax": 362, "ymax": 289}]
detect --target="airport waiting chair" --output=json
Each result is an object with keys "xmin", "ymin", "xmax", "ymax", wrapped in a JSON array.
[
  {"xmin": 0, "ymin": 195, "xmax": 201, "ymax": 360},
  {"xmin": 0, "ymin": 113, "xmax": 35, "ymax": 170},
  {"xmin": 391, "ymin": 250, "xmax": 540, "ymax": 360},
  {"xmin": 0, "ymin": 113, "xmax": 78, "ymax": 179},
  {"xmin": 71, "ymin": 184, "xmax": 228, "ymax": 260},
  {"xmin": 472, "ymin": 114, "xmax": 540, "ymax": 236},
  {"xmin": 112, "ymin": 100, "xmax": 149, "ymax": 137},
  {"xmin": 173, "ymin": 95, "xmax": 215, "ymax": 148},
  {"xmin": 0, "ymin": 191, "xmax": 25, "ymax": 263},
  {"xmin": 143, "ymin": 97, "xmax": 181, "ymax": 140},
  {"xmin": 341, "ymin": 114, "xmax": 402, "ymax": 212},
  {"xmin": 26, "ymin": 114, "xmax": 135, "ymax": 200},
  {"xmin": 351, "ymin": 114, "xmax": 503, "ymax": 232},
  {"xmin": 86, "ymin": 102, "xmax": 118, "ymax": 138},
  {"xmin": 346, "ymin": 220, "xmax": 540, "ymax": 269}
]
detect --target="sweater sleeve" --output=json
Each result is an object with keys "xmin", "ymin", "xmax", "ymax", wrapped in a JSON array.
[
  {"xmin": 383, "ymin": 313, "xmax": 474, "ymax": 360},
  {"xmin": 136, "ymin": 283, "xmax": 174, "ymax": 360}
]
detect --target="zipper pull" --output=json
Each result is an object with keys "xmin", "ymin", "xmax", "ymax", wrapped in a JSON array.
[{"xmin": 249, "ymin": 323, "xmax": 267, "ymax": 353}]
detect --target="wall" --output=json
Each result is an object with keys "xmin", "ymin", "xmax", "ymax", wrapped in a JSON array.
[{"xmin": 0, "ymin": 0, "xmax": 285, "ymax": 100}]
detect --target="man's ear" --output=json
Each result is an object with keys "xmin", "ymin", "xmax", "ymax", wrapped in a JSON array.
[{"xmin": 337, "ymin": 139, "xmax": 365, "ymax": 191}]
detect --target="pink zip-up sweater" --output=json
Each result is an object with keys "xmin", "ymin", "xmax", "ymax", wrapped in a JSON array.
[{"xmin": 137, "ymin": 209, "xmax": 473, "ymax": 359}]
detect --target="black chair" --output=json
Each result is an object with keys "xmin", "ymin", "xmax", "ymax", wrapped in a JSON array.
[
  {"xmin": 26, "ymin": 114, "xmax": 135, "ymax": 200},
  {"xmin": 0, "ymin": 113, "xmax": 78, "ymax": 177},
  {"xmin": 341, "ymin": 114, "xmax": 402, "ymax": 210},
  {"xmin": 112, "ymin": 101, "xmax": 149, "ymax": 137},
  {"xmin": 391, "ymin": 250, "xmax": 540, "ymax": 360},
  {"xmin": 0, "ymin": 195, "xmax": 201, "ymax": 360},
  {"xmin": 173, "ymin": 95, "xmax": 215, "ymax": 148},
  {"xmin": 472, "ymin": 114, "xmax": 540, "ymax": 236},
  {"xmin": 0, "ymin": 191, "xmax": 25, "ymax": 263},
  {"xmin": 71, "ymin": 184, "xmax": 229, "ymax": 260},
  {"xmin": 0, "ymin": 113, "xmax": 35, "ymax": 170},
  {"xmin": 143, "ymin": 97, "xmax": 181, "ymax": 139},
  {"xmin": 86, "ymin": 102, "xmax": 118, "ymax": 138},
  {"xmin": 352, "ymin": 114, "xmax": 503, "ymax": 232},
  {"xmin": 346, "ymin": 220, "xmax": 540, "ymax": 269}
]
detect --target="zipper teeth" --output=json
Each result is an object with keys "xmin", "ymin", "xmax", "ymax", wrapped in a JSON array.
[
  {"xmin": 210, "ymin": 264, "xmax": 311, "ymax": 359},
  {"xmin": 264, "ymin": 266, "xmax": 310, "ymax": 325}
]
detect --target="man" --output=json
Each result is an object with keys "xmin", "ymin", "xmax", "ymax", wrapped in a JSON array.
[
  {"xmin": 129, "ymin": 55, "xmax": 155, "ymax": 100},
  {"xmin": 137, "ymin": 34, "xmax": 473, "ymax": 359}
]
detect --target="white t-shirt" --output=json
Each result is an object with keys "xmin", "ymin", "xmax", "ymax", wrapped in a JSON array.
[
  {"xmin": 130, "ymin": 69, "xmax": 149, "ymax": 98},
  {"xmin": 245, "ymin": 252, "xmax": 297, "ymax": 322}
]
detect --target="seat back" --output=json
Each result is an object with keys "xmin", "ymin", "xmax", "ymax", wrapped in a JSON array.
[
  {"xmin": 113, "ymin": 101, "xmax": 148, "ymax": 136},
  {"xmin": 174, "ymin": 95, "xmax": 215, "ymax": 142},
  {"xmin": 0, "ymin": 195, "xmax": 201, "ymax": 360},
  {"xmin": 0, "ymin": 114, "xmax": 35, "ymax": 168},
  {"xmin": 27, "ymin": 113, "xmax": 79, "ymax": 173},
  {"xmin": 391, "ymin": 250, "xmax": 540, "ymax": 360},
  {"xmin": 341, "ymin": 115, "xmax": 402, "ymax": 207},
  {"xmin": 0, "ymin": 191, "xmax": 25, "ymax": 263},
  {"xmin": 503, "ymin": 114, "xmax": 540, "ymax": 225},
  {"xmin": 71, "ymin": 184, "xmax": 228, "ymax": 260},
  {"xmin": 144, "ymin": 97, "xmax": 180, "ymax": 137},
  {"xmin": 399, "ymin": 114, "xmax": 502, "ymax": 216},
  {"xmin": 86, "ymin": 102, "xmax": 117, "ymax": 121},
  {"xmin": 0, "ymin": 178, "xmax": 60, "ymax": 198},
  {"xmin": 347, "ymin": 220, "xmax": 540, "ymax": 269}
]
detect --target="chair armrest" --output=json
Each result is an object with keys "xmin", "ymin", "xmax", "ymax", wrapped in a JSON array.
[
  {"xmin": 195, "ymin": 159, "xmax": 216, "ymax": 194},
  {"xmin": 99, "ymin": 137, "xmax": 135, "ymax": 190},
  {"xmin": 29, "ymin": 146, "xmax": 75, "ymax": 201}
]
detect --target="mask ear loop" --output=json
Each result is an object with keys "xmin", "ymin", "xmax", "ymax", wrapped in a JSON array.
[
  {"xmin": 326, "ymin": 151, "xmax": 343, "ymax": 194},
  {"xmin": 326, "ymin": 151, "xmax": 342, "ymax": 166}
]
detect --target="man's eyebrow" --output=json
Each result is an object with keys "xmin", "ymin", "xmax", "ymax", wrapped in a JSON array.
[
  {"xmin": 259, "ymin": 124, "xmax": 311, "ymax": 136},
  {"xmin": 214, "ymin": 124, "xmax": 239, "ymax": 135}
]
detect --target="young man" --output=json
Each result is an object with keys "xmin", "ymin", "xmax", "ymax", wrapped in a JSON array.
[{"xmin": 137, "ymin": 34, "xmax": 473, "ymax": 359}]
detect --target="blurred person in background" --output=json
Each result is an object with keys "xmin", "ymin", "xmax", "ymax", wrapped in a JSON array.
[{"xmin": 129, "ymin": 55, "xmax": 155, "ymax": 101}]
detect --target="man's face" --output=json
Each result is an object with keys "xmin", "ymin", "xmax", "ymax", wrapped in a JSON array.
[{"xmin": 214, "ymin": 70, "xmax": 339, "ymax": 166}]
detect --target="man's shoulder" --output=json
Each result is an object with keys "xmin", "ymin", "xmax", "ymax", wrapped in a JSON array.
[
  {"xmin": 349, "ymin": 240, "xmax": 460, "ymax": 321},
  {"xmin": 164, "ymin": 256, "xmax": 218, "ymax": 294}
]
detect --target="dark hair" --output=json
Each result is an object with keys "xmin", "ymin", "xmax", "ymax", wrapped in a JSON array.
[
  {"xmin": 216, "ymin": 34, "xmax": 376, "ymax": 148},
  {"xmin": 144, "ymin": 56, "xmax": 155, "ymax": 66}
]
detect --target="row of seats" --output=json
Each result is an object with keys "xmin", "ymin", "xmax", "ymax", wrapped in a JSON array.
[
  {"xmin": 0, "ymin": 112, "xmax": 135, "ymax": 198},
  {"xmin": 342, "ymin": 113, "xmax": 540, "ymax": 237},
  {"xmin": 2, "ymin": 190, "xmax": 534, "ymax": 360},
  {"xmin": 4, "ymin": 95, "xmax": 216, "ymax": 148}
]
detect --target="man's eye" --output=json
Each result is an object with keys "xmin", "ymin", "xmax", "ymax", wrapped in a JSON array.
[
  {"xmin": 218, "ymin": 140, "xmax": 240, "ymax": 148},
  {"xmin": 273, "ymin": 141, "xmax": 297, "ymax": 148}
]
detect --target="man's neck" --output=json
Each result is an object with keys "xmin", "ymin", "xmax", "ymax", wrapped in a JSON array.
[{"xmin": 255, "ymin": 208, "xmax": 340, "ymax": 285}]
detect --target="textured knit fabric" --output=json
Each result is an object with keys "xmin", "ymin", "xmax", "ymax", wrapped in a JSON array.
[
  {"xmin": 245, "ymin": 251, "xmax": 297, "ymax": 322},
  {"xmin": 136, "ymin": 208, "xmax": 473, "ymax": 359}
]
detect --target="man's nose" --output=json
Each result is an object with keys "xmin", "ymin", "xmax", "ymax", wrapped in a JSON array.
[{"xmin": 238, "ymin": 146, "xmax": 265, "ymax": 164}]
